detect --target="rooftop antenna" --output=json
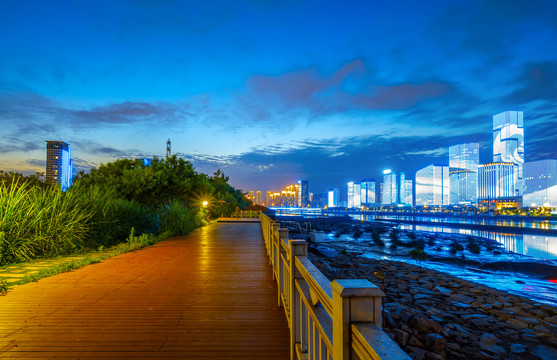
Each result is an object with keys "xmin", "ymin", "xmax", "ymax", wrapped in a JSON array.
[{"xmin": 166, "ymin": 138, "xmax": 171, "ymax": 159}]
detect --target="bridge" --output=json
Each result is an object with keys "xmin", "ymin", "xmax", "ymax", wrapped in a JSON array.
[{"xmin": 0, "ymin": 214, "xmax": 408, "ymax": 359}]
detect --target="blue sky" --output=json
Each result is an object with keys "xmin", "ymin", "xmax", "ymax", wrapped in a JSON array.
[{"xmin": 1, "ymin": 0, "xmax": 556, "ymax": 194}]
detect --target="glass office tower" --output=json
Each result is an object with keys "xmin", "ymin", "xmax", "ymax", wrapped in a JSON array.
[
  {"xmin": 415, "ymin": 164, "xmax": 449, "ymax": 206},
  {"xmin": 493, "ymin": 111, "xmax": 524, "ymax": 195},
  {"xmin": 449, "ymin": 143, "xmax": 479, "ymax": 204},
  {"xmin": 45, "ymin": 141, "xmax": 72, "ymax": 191},
  {"xmin": 381, "ymin": 171, "xmax": 405, "ymax": 206},
  {"xmin": 478, "ymin": 163, "xmax": 517, "ymax": 200},
  {"xmin": 523, "ymin": 159, "xmax": 557, "ymax": 208},
  {"xmin": 328, "ymin": 188, "xmax": 340, "ymax": 208}
]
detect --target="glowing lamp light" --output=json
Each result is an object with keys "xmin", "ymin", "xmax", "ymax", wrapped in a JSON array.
[{"xmin": 202, "ymin": 201, "xmax": 208, "ymax": 207}]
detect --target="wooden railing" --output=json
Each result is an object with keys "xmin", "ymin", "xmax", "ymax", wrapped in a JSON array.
[{"xmin": 260, "ymin": 213, "xmax": 410, "ymax": 360}]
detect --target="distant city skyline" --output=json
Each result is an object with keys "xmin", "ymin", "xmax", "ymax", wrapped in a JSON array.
[{"xmin": 1, "ymin": 1, "xmax": 557, "ymax": 193}]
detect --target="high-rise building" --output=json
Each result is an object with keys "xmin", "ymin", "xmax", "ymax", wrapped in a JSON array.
[
  {"xmin": 523, "ymin": 159, "xmax": 557, "ymax": 208},
  {"xmin": 45, "ymin": 141, "xmax": 72, "ymax": 191},
  {"xmin": 415, "ymin": 164, "xmax": 449, "ymax": 206},
  {"xmin": 493, "ymin": 111, "xmax": 524, "ymax": 195},
  {"xmin": 381, "ymin": 170, "xmax": 406, "ymax": 206},
  {"xmin": 360, "ymin": 179, "xmax": 377, "ymax": 206},
  {"xmin": 248, "ymin": 191, "xmax": 255, "ymax": 203},
  {"xmin": 347, "ymin": 181, "xmax": 355, "ymax": 208},
  {"xmin": 256, "ymin": 191, "xmax": 262, "ymax": 205},
  {"xmin": 478, "ymin": 163, "xmax": 517, "ymax": 200},
  {"xmin": 449, "ymin": 143, "xmax": 479, "ymax": 204},
  {"xmin": 297, "ymin": 180, "xmax": 309, "ymax": 207},
  {"xmin": 353, "ymin": 183, "xmax": 361, "ymax": 208},
  {"xmin": 403, "ymin": 180, "xmax": 413, "ymax": 207},
  {"xmin": 327, "ymin": 188, "xmax": 340, "ymax": 208}
]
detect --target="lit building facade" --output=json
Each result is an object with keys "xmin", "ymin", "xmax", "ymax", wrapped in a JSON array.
[
  {"xmin": 415, "ymin": 165, "xmax": 449, "ymax": 206},
  {"xmin": 478, "ymin": 163, "xmax": 517, "ymax": 200},
  {"xmin": 328, "ymin": 188, "xmax": 340, "ymax": 208},
  {"xmin": 347, "ymin": 181, "xmax": 355, "ymax": 208},
  {"xmin": 381, "ymin": 170, "xmax": 406, "ymax": 206},
  {"xmin": 493, "ymin": 111, "xmax": 524, "ymax": 195},
  {"xmin": 45, "ymin": 141, "xmax": 72, "ymax": 191},
  {"xmin": 360, "ymin": 179, "xmax": 377, "ymax": 206},
  {"xmin": 523, "ymin": 159, "xmax": 557, "ymax": 208},
  {"xmin": 449, "ymin": 143, "xmax": 479, "ymax": 204},
  {"xmin": 297, "ymin": 180, "xmax": 309, "ymax": 207},
  {"xmin": 403, "ymin": 180, "xmax": 413, "ymax": 206},
  {"xmin": 256, "ymin": 191, "xmax": 262, "ymax": 205}
]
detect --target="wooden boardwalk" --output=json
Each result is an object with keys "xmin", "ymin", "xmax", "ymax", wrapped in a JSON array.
[{"xmin": 0, "ymin": 223, "xmax": 290, "ymax": 359}]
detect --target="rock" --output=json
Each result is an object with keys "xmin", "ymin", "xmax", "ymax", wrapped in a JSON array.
[
  {"xmin": 493, "ymin": 302, "xmax": 503, "ymax": 309},
  {"xmin": 427, "ymin": 319, "xmax": 443, "ymax": 334},
  {"xmin": 411, "ymin": 315, "xmax": 430, "ymax": 332},
  {"xmin": 425, "ymin": 351, "xmax": 444, "ymax": 360},
  {"xmin": 509, "ymin": 343, "xmax": 527, "ymax": 354},
  {"xmin": 479, "ymin": 333, "xmax": 505, "ymax": 355},
  {"xmin": 401, "ymin": 309, "xmax": 414, "ymax": 323},
  {"xmin": 394, "ymin": 329, "xmax": 410, "ymax": 346},
  {"xmin": 407, "ymin": 346, "xmax": 426, "ymax": 360},
  {"xmin": 506, "ymin": 318, "xmax": 528, "ymax": 330},
  {"xmin": 546, "ymin": 316, "xmax": 557, "ymax": 325},
  {"xmin": 414, "ymin": 294, "xmax": 430, "ymax": 301},
  {"xmin": 532, "ymin": 345, "xmax": 557, "ymax": 360},
  {"xmin": 425, "ymin": 333, "xmax": 446, "ymax": 351},
  {"xmin": 446, "ymin": 342, "xmax": 460, "ymax": 352},
  {"xmin": 480, "ymin": 304, "xmax": 493, "ymax": 311},
  {"xmin": 471, "ymin": 318, "xmax": 490, "ymax": 328},
  {"xmin": 516, "ymin": 316, "xmax": 540, "ymax": 326},
  {"xmin": 533, "ymin": 324, "xmax": 551, "ymax": 333},
  {"xmin": 408, "ymin": 335, "xmax": 425, "ymax": 348},
  {"xmin": 452, "ymin": 302, "xmax": 471, "ymax": 309},
  {"xmin": 435, "ymin": 286, "xmax": 452, "ymax": 294}
]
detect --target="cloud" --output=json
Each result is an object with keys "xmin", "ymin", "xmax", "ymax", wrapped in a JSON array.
[
  {"xmin": 242, "ymin": 59, "xmax": 452, "ymax": 118},
  {"xmin": 505, "ymin": 61, "xmax": 557, "ymax": 104}
]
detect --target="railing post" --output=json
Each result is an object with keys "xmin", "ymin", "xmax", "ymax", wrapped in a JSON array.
[
  {"xmin": 289, "ymin": 239, "xmax": 307, "ymax": 360},
  {"xmin": 277, "ymin": 228, "xmax": 289, "ymax": 307},
  {"xmin": 271, "ymin": 223, "xmax": 280, "ymax": 271},
  {"xmin": 331, "ymin": 279, "xmax": 385, "ymax": 360}
]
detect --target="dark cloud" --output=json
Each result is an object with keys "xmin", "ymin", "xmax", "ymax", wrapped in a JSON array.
[
  {"xmin": 25, "ymin": 159, "xmax": 45, "ymax": 168},
  {"xmin": 505, "ymin": 61, "xmax": 557, "ymax": 104},
  {"xmin": 243, "ymin": 59, "xmax": 453, "ymax": 117}
]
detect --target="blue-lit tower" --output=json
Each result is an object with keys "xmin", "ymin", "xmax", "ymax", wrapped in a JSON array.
[{"xmin": 45, "ymin": 141, "xmax": 73, "ymax": 191}]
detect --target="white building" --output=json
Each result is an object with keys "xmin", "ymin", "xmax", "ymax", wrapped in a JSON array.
[
  {"xmin": 478, "ymin": 163, "xmax": 517, "ymax": 200},
  {"xmin": 493, "ymin": 111, "xmax": 524, "ymax": 195},
  {"xmin": 327, "ymin": 188, "xmax": 340, "ymax": 208},
  {"xmin": 415, "ymin": 164, "xmax": 449, "ymax": 206},
  {"xmin": 449, "ymin": 143, "xmax": 479, "ymax": 204},
  {"xmin": 523, "ymin": 159, "xmax": 557, "ymax": 208}
]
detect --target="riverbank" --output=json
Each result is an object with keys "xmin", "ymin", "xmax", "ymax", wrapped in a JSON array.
[{"xmin": 309, "ymin": 251, "xmax": 557, "ymax": 360}]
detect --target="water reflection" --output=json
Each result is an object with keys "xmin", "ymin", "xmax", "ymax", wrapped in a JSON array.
[{"xmin": 396, "ymin": 223, "xmax": 557, "ymax": 259}]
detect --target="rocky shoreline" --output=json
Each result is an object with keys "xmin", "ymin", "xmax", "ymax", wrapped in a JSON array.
[{"xmin": 309, "ymin": 251, "xmax": 557, "ymax": 360}]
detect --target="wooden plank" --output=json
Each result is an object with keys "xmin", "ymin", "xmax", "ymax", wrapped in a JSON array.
[{"xmin": 0, "ymin": 223, "xmax": 289, "ymax": 359}]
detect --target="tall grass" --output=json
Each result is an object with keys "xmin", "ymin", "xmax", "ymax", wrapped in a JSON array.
[
  {"xmin": 0, "ymin": 179, "xmax": 208, "ymax": 265},
  {"xmin": 0, "ymin": 179, "xmax": 93, "ymax": 263}
]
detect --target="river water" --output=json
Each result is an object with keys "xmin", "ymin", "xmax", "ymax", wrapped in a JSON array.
[{"xmin": 348, "ymin": 214, "xmax": 557, "ymax": 260}]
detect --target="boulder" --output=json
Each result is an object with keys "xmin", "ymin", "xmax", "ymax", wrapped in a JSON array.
[
  {"xmin": 408, "ymin": 335, "xmax": 425, "ymax": 348},
  {"xmin": 425, "ymin": 333, "xmax": 446, "ymax": 351},
  {"xmin": 407, "ymin": 346, "xmax": 426, "ymax": 360},
  {"xmin": 394, "ymin": 329, "xmax": 410, "ymax": 346},
  {"xmin": 479, "ymin": 333, "xmax": 505, "ymax": 355},
  {"xmin": 531, "ymin": 345, "xmax": 557, "ymax": 360},
  {"xmin": 411, "ymin": 315, "xmax": 430, "ymax": 332},
  {"xmin": 506, "ymin": 318, "xmax": 528, "ymax": 330}
]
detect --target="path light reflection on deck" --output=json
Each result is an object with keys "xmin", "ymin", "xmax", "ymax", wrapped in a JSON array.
[{"xmin": 199, "ymin": 225, "xmax": 211, "ymax": 269}]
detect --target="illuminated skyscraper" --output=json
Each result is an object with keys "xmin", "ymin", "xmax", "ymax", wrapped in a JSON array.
[
  {"xmin": 45, "ymin": 141, "xmax": 72, "ymax": 191},
  {"xmin": 347, "ymin": 181, "xmax": 355, "ymax": 208},
  {"xmin": 415, "ymin": 164, "xmax": 449, "ymax": 206},
  {"xmin": 523, "ymin": 159, "xmax": 557, "ymax": 208},
  {"xmin": 381, "ymin": 170, "xmax": 406, "ymax": 206},
  {"xmin": 449, "ymin": 143, "xmax": 479, "ymax": 204},
  {"xmin": 493, "ymin": 111, "xmax": 524, "ymax": 195},
  {"xmin": 353, "ymin": 183, "xmax": 361, "ymax": 208},
  {"xmin": 478, "ymin": 163, "xmax": 517, "ymax": 200},
  {"xmin": 297, "ymin": 180, "xmax": 309, "ymax": 207},
  {"xmin": 360, "ymin": 179, "xmax": 376, "ymax": 206},
  {"xmin": 403, "ymin": 180, "xmax": 413, "ymax": 206},
  {"xmin": 256, "ymin": 191, "xmax": 262, "ymax": 205},
  {"xmin": 328, "ymin": 188, "xmax": 340, "ymax": 208}
]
